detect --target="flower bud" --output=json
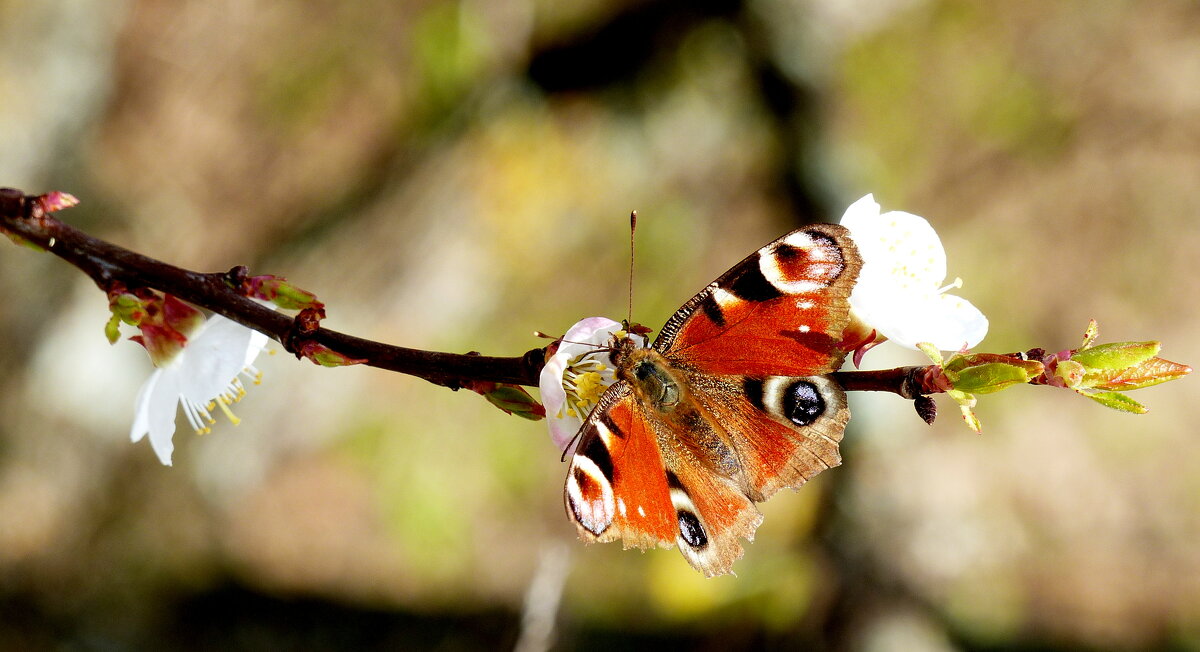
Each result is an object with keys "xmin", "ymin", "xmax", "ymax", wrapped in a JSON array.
[
  {"xmin": 35, "ymin": 191, "xmax": 79, "ymax": 213},
  {"xmin": 242, "ymin": 274, "xmax": 324, "ymax": 311},
  {"xmin": 466, "ymin": 382, "xmax": 546, "ymax": 421},
  {"xmin": 1051, "ymin": 359, "xmax": 1086, "ymax": 389},
  {"xmin": 296, "ymin": 341, "xmax": 366, "ymax": 367}
]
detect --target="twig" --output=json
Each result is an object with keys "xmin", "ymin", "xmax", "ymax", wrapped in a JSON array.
[
  {"xmin": 0, "ymin": 188, "xmax": 542, "ymax": 389},
  {"xmin": 1, "ymin": 187, "xmax": 947, "ymax": 398}
]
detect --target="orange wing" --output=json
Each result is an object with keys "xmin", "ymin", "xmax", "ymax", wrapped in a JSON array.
[
  {"xmin": 564, "ymin": 382, "xmax": 763, "ymax": 576},
  {"xmin": 656, "ymin": 224, "xmax": 861, "ymax": 377},
  {"xmin": 565, "ymin": 383, "xmax": 676, "ymax": 550},
  {"xmin": 682, "ymin": 372, "xmax": 849, "ymax": 501}
]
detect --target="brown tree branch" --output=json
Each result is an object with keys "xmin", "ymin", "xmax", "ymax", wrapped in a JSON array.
[
  {"xmin": 0, "ymin": 188, "xmax": 543, "ymax": 389},
  {"xmin": 1, "ymin": 187, "xmax": 950, "ymax": 398}
]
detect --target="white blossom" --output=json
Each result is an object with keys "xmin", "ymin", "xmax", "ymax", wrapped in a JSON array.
[
  {"xmin": 131, "ymin": 314, "xmax": 268, "ymax": 465},
  {"xmin": 538, "ymin": 317, "xmax": 646, "ymax": 452},
  {"xmin": 841, "ymin": 194, "xmax": 988, "ymax": 351}
]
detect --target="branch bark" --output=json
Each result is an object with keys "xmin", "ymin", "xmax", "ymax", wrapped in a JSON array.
[
  {"xmin": 0, "ymin": 189, "xmax": 543, "ymax": 388},
  {"xmin": 1, "ymin": 187, "xmax": 944, "ymax": 397}
]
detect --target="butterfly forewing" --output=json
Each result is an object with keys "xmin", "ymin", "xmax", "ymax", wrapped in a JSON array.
[
  {"xmin": 565, "ymin": 378, "xmax": 766, "ymax": 576},
  {"xmin": 565, "ymin": 383, "xmax": 677, "ymax": 549},
  {"xmin": 656, "ymin": 224, "xmax": 861, "ymax": 376}
]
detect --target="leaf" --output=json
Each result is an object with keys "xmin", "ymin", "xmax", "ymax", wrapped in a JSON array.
[
  {"xmin": 1084, "ymin": 356, "xmax": 1192, "ymax": 391},
  {"xmin": 1078, "ymin": 390, "xmax": 1148, "ymax": 414},
  {"xmin": 1079, "ymin": 319, "xmax": 1099, "ymax": 349},
  {"xmin": 1072, "ymin": 341, "xmax": 1159, "ymax": 370},
  {"xmin": 916, "ymin": 342, "xmax": 944, "ymax": 366},
  {"xmin": 947, "ymin": 359, "xmax": 1043, "ymax": 394}
]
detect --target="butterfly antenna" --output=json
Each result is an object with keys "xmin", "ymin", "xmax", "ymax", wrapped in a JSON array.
[
  {"xmin": 627, "ymin": 209, "xmax": 637, "ymax": 325},
  {"xmin": 560, "ymin": 425, "xmax": 585, "ymax": 462},
  {"xmin": 534, "ymin": 331, "xmax": 613, "ymax": 354}
]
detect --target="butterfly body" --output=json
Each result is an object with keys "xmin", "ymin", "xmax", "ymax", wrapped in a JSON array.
[{"xmin": 564, "ymin": 224, "xmax": 862, "ymax": 576}]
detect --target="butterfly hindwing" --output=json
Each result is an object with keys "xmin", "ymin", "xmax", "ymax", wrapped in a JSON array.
[
  {"xmin": 565, "ymin": 382, "xmax": 677, "ymax": 550},
  {"xmin": 683, "ymin": 371, "xmax": 849, "ymax": 501}
]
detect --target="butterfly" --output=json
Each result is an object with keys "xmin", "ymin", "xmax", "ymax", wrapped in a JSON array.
[{"xmin": 564, "ymin": 224, "xmax": 862, "ymax": 576}]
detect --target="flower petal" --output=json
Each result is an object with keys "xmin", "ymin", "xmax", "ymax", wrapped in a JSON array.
[
  {"xmin": 244, "ymin": 330, "xmax": 269, "ymax": 366},
  {"xmin": 539, "ymin": 317, "xmax": 623, "ymax": 452},
  {"xmin": 841, "ymin": 194, "xmax": 986, "ymax": 352},
  {"xmin": 176, "ymin": 315, "xmax": 261, "ymax": 402},
  {"xmin": 130, "ymin": 369, "xmax": 161, "ymax": 443},
  {"xmin": 842, "ymin": 195, "xmax": 947, "ymax": 290},
  {"xmin": 546, "ymin": 412, "xmax": 583, "ymax": 453},
  {"xmin": 859, "ymin": 290, "xmax": 988, "ymax": 350},
  {"xmin": 146, "ymin": 370, "xmax": 182, "ymax": 466}
]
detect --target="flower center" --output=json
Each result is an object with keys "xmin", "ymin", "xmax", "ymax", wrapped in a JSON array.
[
  {"xmin": 561, "ymin": 352, "xmax": 616, "ymax": 419},
  {"xmin": 181, "ymin": 363, "xmax": 265, "ymax": 435}
]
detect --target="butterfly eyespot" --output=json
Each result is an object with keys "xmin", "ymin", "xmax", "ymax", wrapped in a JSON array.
[
  {"xmin": 676, "ymin": 510, "xmax": 708, "ymax": 549},
  {"xmin": 783, "ymin": 380, "xmax": 825, "ymax": 426}
]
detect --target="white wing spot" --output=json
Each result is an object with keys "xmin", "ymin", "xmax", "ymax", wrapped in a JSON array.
[
  {"xmin": 566, "ymin": 455, "xmax": 616, "ymax": 535},
  {"xmin": 596, "ymin": 420, "xmax": 618, "ymax": 448},
  {"xmin": 713, "ymin": 286, "xmax": 740, "ymax": 310},
  {"xmin": 782, "ymin": 231, "xmax": 816, "ymax": 250}
]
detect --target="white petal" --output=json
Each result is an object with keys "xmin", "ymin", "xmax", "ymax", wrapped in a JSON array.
[
  {"xmin": 924, "ymin": 293, "xmax": 989, "ymax": 350},
  {"xmin": 176, "ymin": 316, "xmax": 258, "ymax": 402},
  {"xmin": 130, "ymin": 370, "xmax": 162, "ymax": 443},
  {"xmin": 860, "ymin": 291, "xmax": 988, "ymax": 351},
  {"xmin": 538, "ymin": 354, "xmax": 568, "ymax": 419},
  {"xmin": 244, "ymin": 329, "xmax": 269, "ymax": 366},
  {"xmin": 146, "ymin": 370, "xmax": 183, "ymax": 466},
  {"xmin": 837, "ymin": 194, "xmax": 882, "ymax": 231},
  {"xmin": 548, "ymin": 415, "xmax": 585, "ymax": 454},
  {"xmin": 557, "ymin": 317, "xmax": 622, "ymax": 361},
  {"xmin": 848, "ymin": 211, "xmax": 947, "ymax": 290},
  {"xmin": 539, "ymin": 317, "xmax": 623, "ymax": 452}
]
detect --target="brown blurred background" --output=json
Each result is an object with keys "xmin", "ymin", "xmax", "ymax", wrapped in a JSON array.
[{"xmin": 1, "ymin": 0, "xmax": 1198, "ymax": 649}]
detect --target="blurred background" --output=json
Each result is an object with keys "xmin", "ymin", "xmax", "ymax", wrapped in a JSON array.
[{"xmin": 1, "ymin": 0, "xmax": 1198, "ymax": 649}]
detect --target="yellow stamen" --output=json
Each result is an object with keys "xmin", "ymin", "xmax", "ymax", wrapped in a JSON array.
[{"xmin": 214, "ymin": 395, "xmax": 241, "ymax": 426}]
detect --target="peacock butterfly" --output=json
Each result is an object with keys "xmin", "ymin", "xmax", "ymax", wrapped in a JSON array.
[{"xmin": 563, "ymin": 224, "xmax": 862, "ymax": 576}]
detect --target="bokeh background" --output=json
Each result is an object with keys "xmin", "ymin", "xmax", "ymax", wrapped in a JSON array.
[{"xmin": 1, "ymin": 0, "xmax": 1198, "ymax": 649}]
